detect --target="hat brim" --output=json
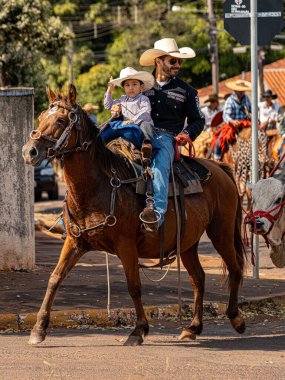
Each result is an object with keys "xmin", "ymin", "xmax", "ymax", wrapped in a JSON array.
[
  {"xmin": 110, "ymin": 71, "xmax": 154, "ymax": 91},
  {"xmin": 225, "ymin": 81, "xmax": 251, "ymax": 91},
  {"xmin": 263, "ymin": 93, "xmax": 278, "ymax": 99},
  {"xmin": 139, "ymin": 47, "xmax": 196, "ymax": 66}
]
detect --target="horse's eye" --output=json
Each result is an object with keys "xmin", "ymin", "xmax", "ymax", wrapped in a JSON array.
[
  {"xmin": 275, "ymin": 197, "xmax": 282, "ymax": 204},
  {"xmin": 57, "ymin": 118, "xmax": 66, "ymax": 125}
]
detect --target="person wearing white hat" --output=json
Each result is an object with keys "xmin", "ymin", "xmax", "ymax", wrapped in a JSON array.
[
  {"xmin": 138, "ymin": 38, "xmax": 205, "ymax": 230},
  {"xmin": 102, "ymin": 67, "xmax": 155, "ymax": 163}
]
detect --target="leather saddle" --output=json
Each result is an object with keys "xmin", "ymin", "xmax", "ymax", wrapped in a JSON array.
[{"xmin": 107, "ymin": 137, "xmax": 211, "ymax": 197}]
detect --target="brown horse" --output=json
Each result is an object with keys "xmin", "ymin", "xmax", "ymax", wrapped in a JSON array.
[{"xmin": 22, "ymin": 85, "xmax": 246, "ymax": 346}]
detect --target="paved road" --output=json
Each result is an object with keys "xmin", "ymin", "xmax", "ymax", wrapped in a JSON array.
[
  {"xmin": 1, "ymin": 317, "xmax": 284, "ymax": 380},
  {"xmin": 1, "ymin": 182, "xmax": 283, "ymax": 379}
]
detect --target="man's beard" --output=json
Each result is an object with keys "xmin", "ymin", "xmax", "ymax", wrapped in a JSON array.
[{"xmin": 162, "ymin": 62, "xmax": 178, "ymax": 78}]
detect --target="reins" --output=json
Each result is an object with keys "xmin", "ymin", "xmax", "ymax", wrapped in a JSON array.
[
  {"xmin": 30, "ymin": 103, "xmax": 92, "ymax": 160},
  {"xmin": 244, "ymin": 151, "xmax": 285, "ymax": 264}
]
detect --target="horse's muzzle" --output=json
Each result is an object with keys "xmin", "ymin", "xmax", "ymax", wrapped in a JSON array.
[
  {"xmin": 248, "ymin": 219, "xmax": 266, "ymax": 234},
  {"xmin": 22, "ymin": 140, "xmax": 43, "ymax": 166}
]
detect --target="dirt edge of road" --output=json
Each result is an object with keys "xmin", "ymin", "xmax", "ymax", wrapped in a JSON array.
[{"xmin": 1, "ymin": 297, "xmax": 284, "ymax": 333}]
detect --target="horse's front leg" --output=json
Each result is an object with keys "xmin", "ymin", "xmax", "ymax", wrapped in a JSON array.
[
  {"xmin": 29, "ymin": 238, "xmax": 84, "ymax": 345},
  {"xmin": 119, "ymin": 245, "xmax": 149, "ymax": 346},
  {"xmin": 179, "ymin": 244, "xmax": 205, "ymax": 340}
]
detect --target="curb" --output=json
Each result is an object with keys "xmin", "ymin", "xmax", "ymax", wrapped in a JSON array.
[{"xmin": 0, "ymin": 295, "xmax": 284, "ymax": 332}]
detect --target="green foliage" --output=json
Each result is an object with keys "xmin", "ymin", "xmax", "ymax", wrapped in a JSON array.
[
  {"xmin": 0, "ymin": 0, "xmax": 71, "ymax": 114},
  {"xmin": 0, "ymin": 0, "xmax": 70, "ymax": 88},
  {"xmin": 75, "ymin": 63, "xmax": 122, "ymax": 123},
  {"xmin": 1, "ymin": 0, "xmax": 284, "ymax": 116}
]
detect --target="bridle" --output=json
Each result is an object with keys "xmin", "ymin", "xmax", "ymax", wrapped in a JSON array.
[{"xmin": 30, "ymin": 102, "xmax": 91, "ymax": 160}]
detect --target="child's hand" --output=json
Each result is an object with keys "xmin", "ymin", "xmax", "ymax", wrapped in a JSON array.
[
  {"xmin": 107, "ymin": 77, "xmax": 115, "ymax": 93},
  {"xmin": 122, "ymin": 120, "xmax": 134, "ymax": 126},
  {"xmin": 111, "ymin": 103, "xmax": 122, "ymax": 117}
]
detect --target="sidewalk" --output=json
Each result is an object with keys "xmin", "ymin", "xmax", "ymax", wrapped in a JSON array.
[{"xmin": 0, "ymin": 228, "xmax": 284, "ymax": 330}]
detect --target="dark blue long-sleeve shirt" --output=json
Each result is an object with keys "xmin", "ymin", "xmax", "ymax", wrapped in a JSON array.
[{"xmin": 144, "ymin": 77, "xmax": 205, "ymax": 141}]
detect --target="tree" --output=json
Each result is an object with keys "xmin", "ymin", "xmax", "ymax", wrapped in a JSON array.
[{"xmin": 0, "ymin": 0, "xmax": 70, "ymax": 112}]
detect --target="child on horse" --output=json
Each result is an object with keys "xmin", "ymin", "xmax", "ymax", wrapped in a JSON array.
[{"xmin": 102, "ymin": 67, "xmax": 155, "ymax": 164}]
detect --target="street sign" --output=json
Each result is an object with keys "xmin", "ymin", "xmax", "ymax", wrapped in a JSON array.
[{"xmin": 224, "ymin": 0, "xmax": 284, "ymax": 45}]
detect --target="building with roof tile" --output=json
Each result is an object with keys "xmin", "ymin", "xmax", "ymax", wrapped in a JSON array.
[{"xmin": 198, "ymin": 58, "xmax": 285, "ymax": 108}]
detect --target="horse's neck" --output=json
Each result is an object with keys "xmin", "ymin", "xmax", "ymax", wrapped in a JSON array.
[{"xmin": 63, "ymin": 150, "xmax": 111, "ymax": 209}]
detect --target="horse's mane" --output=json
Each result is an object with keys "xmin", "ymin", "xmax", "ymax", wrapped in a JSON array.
[
  {"xmin": 77, "ymin": 102, "xmax": 131, "ymax": 180},
  {"xmin": 53, "ymin": 92, "xmax": 131, "ymax": 180}
]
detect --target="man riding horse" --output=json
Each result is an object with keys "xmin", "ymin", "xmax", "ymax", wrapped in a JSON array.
[
  {"xmin": 139, "ymin": 38, "xmax": 205, "ymax": 230},
  {"xmin": 212, "ymin": 79, "xmax": 252, "ymax": 160}
]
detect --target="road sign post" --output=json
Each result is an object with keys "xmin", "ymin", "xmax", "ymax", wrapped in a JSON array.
[{"xmin": 224, "ymin": 0, "xmax": 284, "ymax": 279}]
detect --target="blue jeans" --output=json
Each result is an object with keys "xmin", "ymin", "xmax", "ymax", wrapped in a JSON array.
[
  {"xmin": 214, "ymin": 135, "xmax": 222, "ymax": 160},
  {"xmin": 100, "ymin": 120, "xmax": 146, "ymax": 149},
  {"xmin": 151, "ymin": 131, "xmax": 175, "ymax": 224}
]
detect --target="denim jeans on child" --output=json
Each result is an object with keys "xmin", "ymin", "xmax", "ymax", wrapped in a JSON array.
[{"xmin": 100, "ymin": 120, "xmax": 145, "ymax": 149}]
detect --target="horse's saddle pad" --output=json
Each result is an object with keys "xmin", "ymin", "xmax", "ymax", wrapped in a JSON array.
[
  {"xmin": 136, "ymin": 156, "xmax": 210, "ymax": 197},
  {"xmin": 107, "ymin": 138, "xmax": 211, "ymax": 197}
]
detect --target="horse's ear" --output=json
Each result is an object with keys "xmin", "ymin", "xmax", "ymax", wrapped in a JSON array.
[
  {"xmin": 67, "ymin": 84, "xmax": 77, "ymax": 106},
  {"xmin": 46, "ymin": 86, "xmax": 57, "ymax": 103}
]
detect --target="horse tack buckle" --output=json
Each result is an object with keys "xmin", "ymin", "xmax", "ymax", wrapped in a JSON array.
[
  {"xmin": 30, "ymin": 130, "xmax": 42, "ymax": 140},
  {"xmin": 69, "ymin": 223, "xmax": 81, "ymax": 237},
  {"xmin": 105, "ymin": 215, "xmax": 117, "ymax": 227}
]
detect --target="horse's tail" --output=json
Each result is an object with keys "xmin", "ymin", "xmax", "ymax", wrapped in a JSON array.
[{"xmin": 219, "ymin": 163, "xmax": 247, "ymax": 277}]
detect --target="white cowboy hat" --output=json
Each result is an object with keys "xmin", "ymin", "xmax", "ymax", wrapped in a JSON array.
[
  {"xmin": 110, "ymin": 67, "xmax": 154, "ymax": 91},
  {"xmin": 225, "ymin": 79, "xmax": 252, "ymax": 92},
  {"xmin": 139, "ymin": 38, "xmax": 196, "ymax": 66}
]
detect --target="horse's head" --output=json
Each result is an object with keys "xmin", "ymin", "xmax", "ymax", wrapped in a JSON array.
[
  {"xmin": 22, "ymin": 84, "xmax": 91, "ymax": 166},
  {"xmin": 249, "ymin": 176, "xmax": 285, "ymax": 239}
]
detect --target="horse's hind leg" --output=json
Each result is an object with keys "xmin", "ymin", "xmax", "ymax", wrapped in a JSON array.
[
  {"xmin": 179, "ymin": 243, "xmax": 205, "ymax": 340},
  {"xmin": 120, "ymin": 244, "xmax": 148, "ymax": 346},
  {"xmin": 207, "ymin": 223, "xmax": 245, "ymax": 334},
  {"xmin": 29, "ymin": 238, "xmax": 84, "ymax": 345}
]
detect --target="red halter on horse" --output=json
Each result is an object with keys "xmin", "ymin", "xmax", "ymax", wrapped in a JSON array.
[{"xmin": 22, "ymin": 85, "xmax": 246, "ymax": 346}]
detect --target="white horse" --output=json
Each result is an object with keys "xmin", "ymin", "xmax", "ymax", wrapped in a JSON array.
[{"xmin": 247, "ymin": 167, "xmax": 285, "ymax": 267}]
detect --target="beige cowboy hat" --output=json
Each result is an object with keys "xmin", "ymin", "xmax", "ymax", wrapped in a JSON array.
[
  {"xmin": 110, "ymin": 67, "xmax": 154, "ymax": 91},
  {"xmin": 83, "ymin": 103, "xmax": 99, "ymax": 112},
  {"xmin": 225, "ymin": 79, "xmax": 252, "ymax": 92},
  {"xmin": 139, "ymin": 38, "xmax": 196, "ymax": 66}
]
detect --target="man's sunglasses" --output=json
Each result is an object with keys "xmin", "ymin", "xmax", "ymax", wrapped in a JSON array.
[{"xmin": 160, "ymin": 56, "xmax": 182, "ymax": 65}]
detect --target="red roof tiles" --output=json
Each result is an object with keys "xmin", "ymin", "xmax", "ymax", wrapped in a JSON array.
[{"xmin": 198, "ymin": 58, "xmax": 285, "ymax": 107}]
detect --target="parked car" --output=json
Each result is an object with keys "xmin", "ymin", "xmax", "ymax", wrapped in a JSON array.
[{"xmin": 34, "ymin": 160, "xmax": 59, "ymax": 201}]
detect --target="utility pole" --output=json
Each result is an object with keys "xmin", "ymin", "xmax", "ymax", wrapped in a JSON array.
[
  {"xmin": 258, "ymin": 49, "xmax": 266, "ymax": 100},
  {"xmin": 134, "ymin": 5, "xmax": 138, "ymax": 24},
  {"xmin": 207, "ymin": 0, "xmax": 219, "ymax": 94},
  {"xmin": 168, "ymin": 0, "xmax": 171, "ymax": 12},
  {"xmin": 117, "ymin": 5, "xmax": 121, "ymax": 25},
  {"xmin": 68, "ymin": 21, "xmax": 74, "ymax": 85},
  {"xmin": 251, "ymin": 0, "xmax": 259, "ymax": 279}
]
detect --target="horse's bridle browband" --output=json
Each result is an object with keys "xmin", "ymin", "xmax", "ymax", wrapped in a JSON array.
[{"xmin": 30, "ymin": 102, "xmax": 91, "ymax": 160}]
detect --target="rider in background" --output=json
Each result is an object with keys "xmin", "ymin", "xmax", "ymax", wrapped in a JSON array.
[
  {"xmin": 140, "ymin": 38, "xmax": 205, "ymax": 231},
  {"xmin": 213, "ymin": 79, "xmax": 251, "ymax": 160},
  {"xmin": 258, "ymin": 89, "xmax": 282, "ymax": 134},
  {"xmin": 201, "ymin": 93, "xmax": 222, "ymax": 131},
  {"xmin": 83, "ymin": 103, "xmax": 99, "ymax": 127}
]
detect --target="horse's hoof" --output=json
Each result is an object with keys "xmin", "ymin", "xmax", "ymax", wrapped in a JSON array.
[
  {"xmin": 123, "ymin": 335, "xmax": 143, "ymax": 346},
  {"xmin": 178, "ymin": 328, "xmax": 196, "ymax": 341},
  {"xmin": 28, "ymin": 331, "xmax": 46, "ymax": 345},
  {"xmin": 230, "ymin": 316, "xmax": 246, "ymax": 334}
]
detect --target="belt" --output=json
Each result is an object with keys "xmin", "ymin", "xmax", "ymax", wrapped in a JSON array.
[{"xmin": 154, "ymin": 128, "xmax": 176, "ymax": 136}]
